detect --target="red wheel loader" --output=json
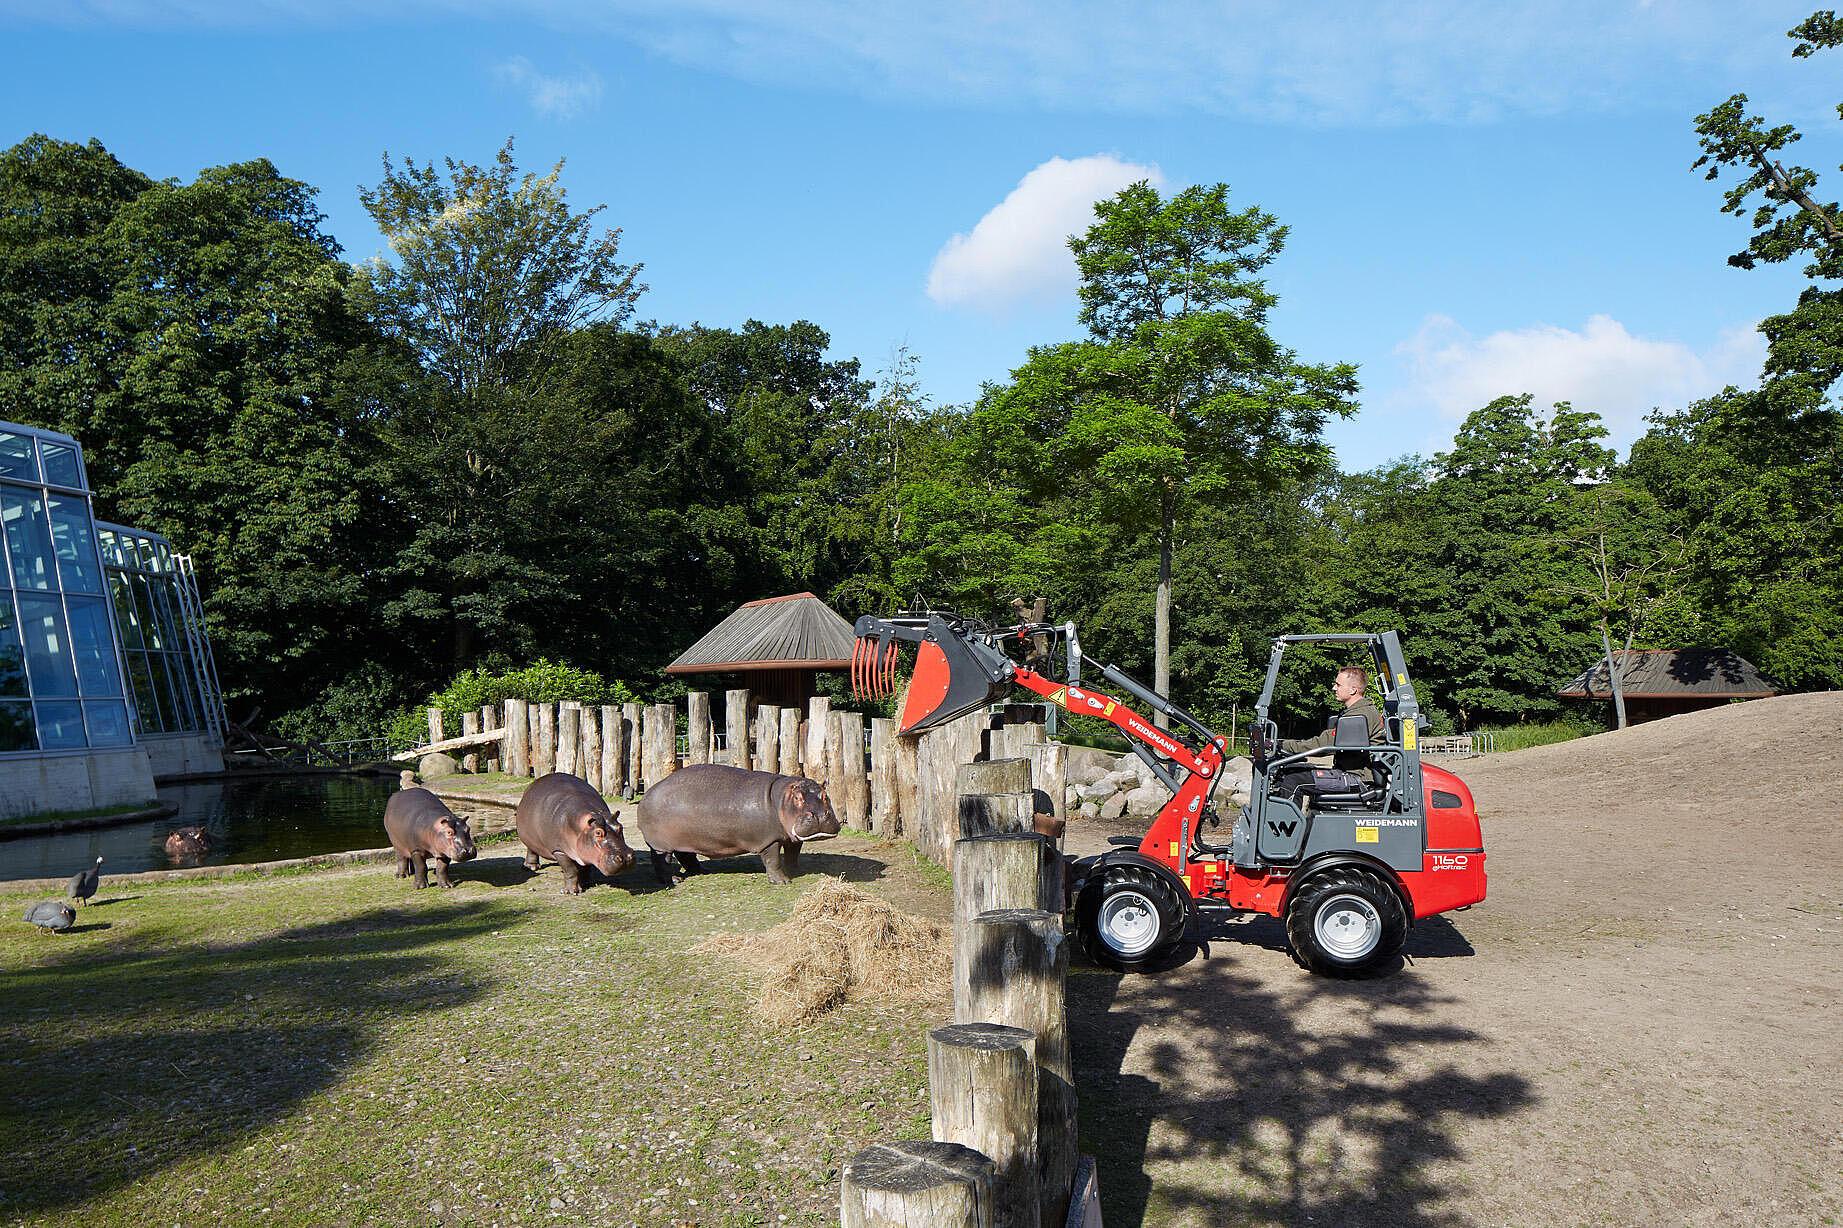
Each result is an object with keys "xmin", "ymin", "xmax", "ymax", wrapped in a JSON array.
[{"xmin": 850, "ymin": 610, "xmax": 1487, "ymax": 976}]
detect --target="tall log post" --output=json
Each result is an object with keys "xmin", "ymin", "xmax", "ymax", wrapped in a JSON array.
[
  {"xmin": 952, "ymin": 834, "xmax": 1059, "ymax": 1019},
  {"xmin": 840, "ymin": 1140, "xmax": 995, "ymax": 1228},
  {"xmin": 462, "ymin": 711, "xmax": 479, "ymax": 737},
  {"xmin": 686, "ymin": 691, "xmax": 712, "ymax": 765},
  {"xmin": 756, "ymin": 704, "xmax": 781, "ymax": 778},
  {"xmin": 896, "ymin": 729, "xmax": 921, "ymax": 838},
  {"xmin": 869, "ymin": 717, "xmax": 897, "ymax": 834},
  {"xmin": 929, "ymin": 1023, "xmax": 1039, "ymax": 1228},
  {"xmin": 557, "ymin": 703, "xmax": 580, "ymax": 777},
  {"xmin": 536, "ymin": 703, "xmax": 557, "ymax": 776},
  {"xmin": 778, "ymin": 707, "xmax": 802, "ymax": 777},
  {"xmin": 833, "ymin": 711, "xmax": 868, "ymax": 828},
  {"xmin": 427, "ymin": 707, "xmax": 443, "ymax": 746},
  {"xmin": 503, "ymin": 699, "xmax": 529, "ymax": 777},
  {"xmin": 643, "ymin": 703, "xmax": 676, "ymax": 790},
  {"xmin": 725, "ymin": 688, "xmax": 751, "ymax": 770},
  {"xmin": 962, "ymin": 910, "xmax": 1074, "ymax": 1228},
  {"xmin": 581, "ymin": 704, "xmax": 602, "ymax": 789},
  {"xmin": 917, "ymin": 711, "xmax": 987, "ymax": 864},
  {"xmin": 526, "ymin": 702, "xmax": 542, "ymax": 776},
  {"xmin": 600, "ymin": 705, "xmax": 622, "ymax": 797},
  {"xmin": 1020, "ymin": 743, "xmax": 1067, "ymax": 848},
  {"xmin": 480, "ymin": 705, "xmax": 499, "ymax": 772},
  {"xmin": 804, "ymin": 696, "xmax": 832, "ymax": 788},
  {"xmin": 955, "ymin": 759, "xmax": 1033, "ymax": 839},
  {"xmin": 622, "ymin": 702, "xmax": 643, "ymax": 798}
]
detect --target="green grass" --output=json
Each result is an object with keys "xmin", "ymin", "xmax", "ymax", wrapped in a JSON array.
[
  {"xmin": 0, "ymin": 835, "xmax": 943, "ymax": 1227},
  {"xmin": 0, "ymin": 800, "xmax": 163, "ymax": 829},
  {"xmin": 1473, "ymin": 718, "xmax": 1602, "ymax": 753}
]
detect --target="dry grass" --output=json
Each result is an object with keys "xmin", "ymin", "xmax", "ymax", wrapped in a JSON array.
[{"xmin": 697, "ymin": 879, "xmax": 951, "ymax": 1025}]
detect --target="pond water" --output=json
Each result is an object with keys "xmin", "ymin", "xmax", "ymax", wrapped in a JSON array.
[{"xmin": 0, "ymin": 773, "xmax": 398, "ymax": 882}]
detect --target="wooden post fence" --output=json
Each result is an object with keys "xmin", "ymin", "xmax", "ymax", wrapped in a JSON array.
[
  {"xmin": 581, "ymin": 703, "xmax": 602, "ymax": 789},
  {"xmin": 557, "ymin": 703, "xmax": 580, "ymax": 778},
  {"xmin": 916, "ymin": 709, "xmax": 987, "ymax": 864},
  {"xmin": 757, "ymin": 704, "xmax": 781, "ymax": 779},
  {"xmin": 525, "ymin": 702, "xmax": 541, "ymax": 776},
  {"xmin": 869, "ymin": 717, "xmax": 897, "ymax": 835},
  {"xmin": 955, "ymin": 759, "xmax": 1032, "ymax": 839},
  {"xmin": 481, "ymin": 704, "xmax": 499, "ymax": 772},
  {"xmin": 804, "ymin": 696, "xmax": 832, "ymax": 789},
  {"xmin": 725, "ymin": 688, "xmax": 750, "ymax": 770},
  {"xmin": 929, "ymin": 1023, "xmax": 1039, "ymax": 1228},
  {"xmin": 427, "ymin": 707, "xmax": 443, "ymax": 746},
  {"xmin": 600, "ymin": 705, "xmax": 622, "ymax": 797},
  {"xmin": 1020, "ymin": 743, "xmax": 1066, "ymax": 846},
  {"xmin": 536, "ymin": 703, "xmax": 557, "ymax": 777},
  {"xmin": 840, "ymin": 1140, "xmax": 995, "ymax": 1228},
  {"xmin": 686, "ymin": 691, "xmax": 712, "ymax": 766},
  {"xmin": 834, "ymin": 710, "xmax": 868, "ymax": 828},
  {"xmin": 951, "ymin": 833, "xmax": 1059, "ymax": 1020},
  {"xmin": 503, "ymin": 699, "xmax": 529, "ymax": 777},
  {"xmin": 778, "ymin": 706, "xmax": 801, "ymax": 777},
  {"xmin": 622, "ymin": 702, "xmax": 643, "ymax": 797}
]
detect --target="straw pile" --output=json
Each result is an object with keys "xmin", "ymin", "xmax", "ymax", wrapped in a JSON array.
[{"xmin": 695, "ymin": 878, "xmax": 951, "ymax": 1025}]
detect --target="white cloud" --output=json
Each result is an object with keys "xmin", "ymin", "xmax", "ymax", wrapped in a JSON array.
[
  {"xmin": 492, "ymin": 56, "xmax": 603, "ymax": 120},
  {"xmin": 926, "ymin": 155, "xmax": 1162, "ymax": 312},
  {"xmin": 1393, "ymin": 313, "xmax": 1766, "ymax": 443}
]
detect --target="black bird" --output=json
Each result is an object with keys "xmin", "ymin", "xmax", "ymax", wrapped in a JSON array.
[
  {"xmin": 23, "ymin": 900, "xmax": 75, "ymax": 933},
  {"xmin": 67, "ymin": 856, "xmax": 102, "ymax": 906}
]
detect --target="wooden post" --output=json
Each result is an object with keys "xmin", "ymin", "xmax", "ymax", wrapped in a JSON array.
[
  {"xmin": 756, "ymin": 704, "xmax": 781, "ymax": 778},
  {"xmin": 840, "ymin": 1140, "xmax": 995, "ymax": 1228},
  {"xmin": 557, "ymin": 703, "xmax": 580, "ymax": 778},
  {"xmin": 896, "ymin": 728, "xmax": 921, "ymax": 839},
  {"xmin": 581, "ymin": 703, "xmax": 602, "ymax": 789},
  {"xmin": 645, "ymin": 702, "xmax": 678, "ymax": 789},
  {"xmin": 536, "ymin": 703, "xmax": 557, "ymax": 776},
  {"xmin": 963, "ymin": 909, "xmax": 1074, "ymax": 1228},
  {"xmin": 526, "ymin": 702, "xmax": 542, "ymax": 776},
  {"xmin": 952, "ymin": 834, "xmax": 1059, "ymax": 1019},
  {"xmin": 955, "ymin": 759, "xmax": 1033, "ymax": 839},
  {"xmin": 462, "ymin": 711, "xmax": 479, "ymax": 737},
  {"xmin": 804, "ymin": 696, "xmax": 832, "ymax": 788},
  {"xmin": 833, "ymin": 711, "xmax": 868, "ymax": 828},
  {"xmin": 869, "ymin": 717, "xmax": 897, "ymax": 834},
  {"xmin": 779, "ymin": 706, "xmax": 802, "ymax": 777},
  {"xmin": 504, "ymin": 699, "xmax": 529, "ymax": 777},
  {"xmin": 1020, "ymin": 743, "xmax": 1067, "ymax": 847},
  {"xmin": 427, "ymin": 707, "xmax": 444, "ymax": 746},
  {"xmin": 917, "ymin": 711, "xmax": 986, "ymax": 864},
  {"xmin": 599, "ymin": 706, "xmax": 621, "ymax": 796},
  {"xmin": 686, "ymin": 691, "xmax": 712, "ymax": 765},
  {"xmin": 929, "ymin": 1023, "xmax": 1039, "ymax": 1228},
  {"xmin": 622, "ymin": 702, "xmax": 642, "ymax": 797},
  {"xmin": 480, "ymin": 704, "xmax": 499, "ymax": 772},
  {"xmin": 725, "ymin": 688, "xmax": 750, "ymax": 770}
]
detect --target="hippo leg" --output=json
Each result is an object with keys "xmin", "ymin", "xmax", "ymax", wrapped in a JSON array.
[
  {"xmin": 411, "ymin": 852, "xmax": 430, "ymax": 889},
  {"xmin": 650, "ymin": 849, "xmax": 677, "ymax": 887},
  {"xmin": 433, "ymin": 856, "xmax": 454, "ymax": 888},
  {"xmin": 395, "ymin": 855, "xmax": 413, "ymax": 879},
  {"xmin": 523, "ymin": 850, "xmax": 542, "ymax": 872},
  {"xmin": 675, "ymin": 851, "xmax": 700, "ymax": 877},
  {"xmin": 761, "ymin": 841, "xmax": 793, "ymax": 885},
  {"xmin": 559, "ymin": 856, "xmax": 585, "ymax": 895},
  {"xmin": 783, "ymin": 840, "xmax": 802, "ymax": 876}
]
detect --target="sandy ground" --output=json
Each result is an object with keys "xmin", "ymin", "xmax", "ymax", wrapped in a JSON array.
[{"xmin": 1062, "ymin": 692, "xmax": 1843, "ymax": 1227}]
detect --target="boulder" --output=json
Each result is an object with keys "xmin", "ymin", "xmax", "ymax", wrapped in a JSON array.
[
  {"xmin": 1230, "ymin": 789, "xmax": 1252, "ymax": 809},
  {"xmin": 1222, "ymin": 755, "xmax": 1254, "ymax": 791},
  {"xmin": 1098, "ymin": 792, "xmax": 1128, "ymax": 821},
  {"xmin": 1075, "ymin": 779, "xmax": 1118, "ymax": 804},
  {"xmin": 1077, "ymin": 801, "xmax": 1100, "ymax": 820},
  {"xmin": 1068, "ymin": 759, "xmax": 1111, "ymax": 788},
  {"xmin": 1102, "ymin": 769, "xmax": 1141, "ymax": 791},
  {"xmin": 1123, "ymin": 784, "xmax": 1166, "ymax": 817},
  {"xmin": 418, "ymin": 751, "xmax": 461, "ymax": 779}
]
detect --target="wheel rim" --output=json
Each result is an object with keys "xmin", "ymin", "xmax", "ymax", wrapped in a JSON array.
[
  {"xmin": 1314, "ymin": 892, "xmax": 1382, "ymax": 960},
  {"xmin": 1098, "ymin": 889, "xmax": 1161, "ymax": 957}
]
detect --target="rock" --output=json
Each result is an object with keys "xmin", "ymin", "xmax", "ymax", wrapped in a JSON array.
[
  {"xmin": 1222, "ymin": 755, "xmax": 1254, "ymax": 791},
  {"xmin": 418, "ymin": 751, "xmax": 460, "ymax": 779},
  {"xmin": 1068, "ymin": 759, "xmax": 1110, "ymax": 787},
  {"xmin": 1102, "ymin": 769, "xmax": 1141, "ymax": 791},
  {"xmin": 461, "ymin": 753, "xmax": 480, "ymax": 773},
  {"xmin": 1098, "ymin": 792, "xmax": 1128, "ymax": 821},
  {"xmin": 1124, "ymin": 784, "xmax": 1166, "ymax": 816},
  {"xmin": 1075, "ymin": 779, "xmax": 1117, "ymax": 803},
  {"xmin": 1077, "ymin": 801, "xmax": 1100, "ymax": 820},
  {"xmin": 1230, "ymin": 790, "xmax": 1252, "ymax": 809},
  {"xmin": 1113, "ymin": 754, "xmax": 1140, "ymax": 775}
]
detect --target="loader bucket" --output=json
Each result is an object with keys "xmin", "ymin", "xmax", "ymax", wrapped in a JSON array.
[{"xmin": 896, "ymin": 633, "xmax": 1005, "ymax": 734}]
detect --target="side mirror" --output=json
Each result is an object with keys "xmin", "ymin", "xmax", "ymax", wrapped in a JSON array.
[{"xmin": 1333, "ymin": 712, "xmax": 1370, "ymax": 748}]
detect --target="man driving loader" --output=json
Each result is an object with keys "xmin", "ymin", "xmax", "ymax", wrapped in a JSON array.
[{"xmin": 1282, "ymin": 665, "xmax": 1385, "ymax": 779}]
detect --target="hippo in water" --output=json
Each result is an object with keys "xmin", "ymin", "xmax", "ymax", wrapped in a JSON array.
[
  {"xmin": 514, "ymin": 772, "xmax": 636, "ymax": 894},
  {"xmin": 383, "ymin": 788, "xmax": 477, "ymax": 888},
  {"xmin": 636, "ymin": 763, "xmax": 840, "ymax": 886},
  {"xmin": 164, "ymin": 826, "xmax": 211, "ymax": 864}
]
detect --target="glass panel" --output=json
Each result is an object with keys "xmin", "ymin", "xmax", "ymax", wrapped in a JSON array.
[
  {"xmin": 40, "ymin": 441, "xmax": 83, "ymax": 489},
  {"xmin": 156, "ymin": 541, "xmax": 173, "ymax": 574},
  {"xmin": 173, "ymin": 653, "xmax": 202, "ymax": 729},
  {"xmin": 16, "ymin": 594, "xmax": 78, "ymax": 697},
  {"xmin": 108, "ymin": 572, "xmax": 142, "ymax": 650},
  {"xmin": 136, "ymin": 537, "xmax": 159, "ymax": 572},
  {"xmin": 155, "ymin": 652, "xmax": 193, "ymax": 732},
  {"xmin": 0, "ymin": 699, "xmax": 34, "ymax": 751},
  {"xmin": 34, "ymin": 699, "xmax": 87, "ymax": 748},
  {"xmin": 47, "ymin": 496, "xmax": 101, "ymax": 593},
  {"xmin": 97, "ymin": 528, "xmax": 123, "ymax": 569},
  {"xmin": 83, "ymin": 699, "xmax": 131, "ymax": 747},
  {"xmin": 66, "ymin": 597, "xmax": 122, "ymax": 697},
  {"xmin": 127, "ymin": 650, "xmax": 163, "ymax": 734},
  {"xmin": 0, "ymin": 599, "xmax": 25, "ymax": 697},
  {"xmin": 152, "ymin": 579, "xmax": 183, "ymax": 653},
  {"xmin": 131, "ymin": 573, "xmax": 164, "ymax": 649},
  {"xmin": 0, "ymin": 433, "xmax": 36, "ymax": 481},
  {"xmin": 1, "ymin": 486, "xmax": 56, "ymax": 590}
]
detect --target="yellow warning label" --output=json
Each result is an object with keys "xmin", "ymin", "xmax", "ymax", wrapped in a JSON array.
[
  {"xmin": 1102, "ymin": 699, "xmax": 1116, "ymax": 716},
  {"xmin": 1168, "ymin": 841, "xmax": 1179, "ymax": 858},
  {"xmin": 1396, "ymin": 672, "xmax": 1406, "ymax": 685},
  {"xmin": 1403, "ymin": 723, "xmax": 1417, "ymax": 750},
  {"xmin": 1356, "ymin": 827, "xmax": 1379, "ymax": 843},
  {"xmin": 1182, "ymin": 874, "xmax": 1193, "ymax": 893},
  {"xmin": 1048, "ymin": 687, "xmax": 1067, "ymax": 707}
]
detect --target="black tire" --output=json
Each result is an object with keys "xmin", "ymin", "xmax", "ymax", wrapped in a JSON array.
[
  {"xmin": 1285, "ymin": 866, "xmax": 1408, "ymax": 977},
  {"xmin": 1076, "ymin": 864, "xmax": 1188, "ymax": 972}
]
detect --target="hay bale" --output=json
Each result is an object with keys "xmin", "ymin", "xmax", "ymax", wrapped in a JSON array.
[{"xmin": 695, "ymin": 879, "xmax": 951, "ymax": 1025}]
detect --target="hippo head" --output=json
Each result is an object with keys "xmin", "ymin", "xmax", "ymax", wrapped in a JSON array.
[
  {"xmin": 434, "ymin": 813, "xmax": 477, "ymax": 863},
  {"xmin": 780, "ymin": 778, "xmax": 841, "ymax": 843},
  {"xmin": 577, "ymin": 814, "xmax": 636, "ymax": 878}
]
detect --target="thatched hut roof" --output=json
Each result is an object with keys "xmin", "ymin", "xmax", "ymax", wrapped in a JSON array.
[
  {"xmin": 1557, "ymin": 648, "xmax": 1777, "ymax": 700},
  {"xmin": 665, "ymin": 592, "xmax": 856, "ymax": 675}
]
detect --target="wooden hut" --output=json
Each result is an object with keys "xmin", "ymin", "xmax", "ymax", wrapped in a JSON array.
[
  {"xmin": 1557, "ymin": 647, "xmax": 1777, "ymax": 724},
  {"xmin": 665, "ymin": 592, "xmax": 856, "ymax": 709}
]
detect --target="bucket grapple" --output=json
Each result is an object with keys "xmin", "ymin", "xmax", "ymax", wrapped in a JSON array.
[{"xmin": 848, "ymin": 608, "xmax": 1487, "ymax": 977}]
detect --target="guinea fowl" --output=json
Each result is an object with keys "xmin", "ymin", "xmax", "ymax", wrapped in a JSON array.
[
  {"xmin": 66, "ymin": 856, "xmax": 102, "ymax": 906},
  {"xmin": 23, "ymin": 900, "xmax": 75, "ymax": 932}
]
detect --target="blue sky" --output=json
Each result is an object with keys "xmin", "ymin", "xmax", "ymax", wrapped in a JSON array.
[{"xmin": 1, "ymin": 1, "xmax": 1830, "ymax": 470}]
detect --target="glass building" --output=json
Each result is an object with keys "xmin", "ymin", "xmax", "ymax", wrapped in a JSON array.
[{"xmin": 0, "ymin": 421, "xmax": 222, "ymax": 816}]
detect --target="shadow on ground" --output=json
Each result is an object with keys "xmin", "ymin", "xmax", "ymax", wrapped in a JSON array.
[
  {"xmin": 0, "ymin": 898, "xmax": 528, "ymax": 1217},
  {"xmin": 1070, "ymin": 912, "xmax": 1526, "ymax": 1227}
]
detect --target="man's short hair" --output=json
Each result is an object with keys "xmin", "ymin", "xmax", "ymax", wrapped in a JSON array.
[{"xmin": 1338, "ymin": 665, "xmax": 1369, "ymax": 687}]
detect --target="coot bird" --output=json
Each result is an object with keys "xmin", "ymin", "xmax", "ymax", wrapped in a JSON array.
[
  {"xmin": 23, "ymin": 900, "xmax": 75, "ymax": 932},
  {"xmin": 67, "ymin": 856, "xmax": 103, "ymax": 906}
]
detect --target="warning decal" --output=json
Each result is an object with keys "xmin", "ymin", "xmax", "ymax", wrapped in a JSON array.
[{"xmin": 1355, "ymin": 826, "xmax": 1380, "ymax": 843}]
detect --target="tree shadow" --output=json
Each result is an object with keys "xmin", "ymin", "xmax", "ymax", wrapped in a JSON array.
[
  {"xmin": 0, "ymin": 898, "xmax": 526, "ymax": 1217},
  {"xmin": 1070, "ymin": 912, "xmax": 1528, "ymax": 1227}
]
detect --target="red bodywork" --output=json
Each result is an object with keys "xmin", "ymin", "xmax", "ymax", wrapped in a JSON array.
[{"xmin": 1008, "ymin": 666, "xmax": 1488, "ymax": 923}]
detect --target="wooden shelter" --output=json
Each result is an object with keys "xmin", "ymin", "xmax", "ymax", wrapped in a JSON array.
[
  {"xmin": 1557, "ymin": 647, "xmax": 1777, "ymax": 724},
  {"xmin": 665, "ymin": 592, "xmax": 856, "ymax": 708}
]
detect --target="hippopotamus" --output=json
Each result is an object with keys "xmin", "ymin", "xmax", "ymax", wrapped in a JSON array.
[
  {"xmin": 164, "ymin": 825, "xmax": 211, "ymax": 863},
  {"xmin": 636, "ymin": 763, "xmax": 840, "ymax": 886},
  {"xmin": 514, "ymin": 772, "xmax": 635, "ymax": 894},
  {"xmin": 384, "ymin": 787, "xmax": 477, "ymax": 888}
]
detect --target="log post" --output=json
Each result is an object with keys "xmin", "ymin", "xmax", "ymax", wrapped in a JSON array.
[
  {"xmin": 462, "ymin": 711, "xmax": 479, "ymax": 737},
  {"xmin": 952, "ymin": 834, "xmax": 1059, "ymax": 1019},
  {"xmin": 833, "ymin": 711, "xmax": 868, "ymax": 828},
  {"xmin": 427, "ymin": 706, "xmax": 443, "ymax": 746},
  {"xmin": 725, "ymin": 688, "xmax": 750, "ymax": 770},
  {"xmin": 1020, "ymin": 743, "xmax": 1067, "ymax": 848},
  {"xmin": 536, "ymin": 703, "xmax": 557, "ymax": 776},
  {"xmin": 756, "ymin": 704, "xmax": 781, "ymax": 778},
  {"xmin": 896, "ymin": 728, "xmax": 921, "ymax": 839},
  {"xmin": 929, "ymin": 1023, "xmax": 1039, "ymax": 1228},
  {"xmin": 963, "ymin": 909, "xmax": 1074, "ymax": 1228},
  {"xmin": 686, "ymin": 691, "xmax": 712, "ymax": 765},
  {"xmin": 581, "ymin": 704, "xmax": 602, "ymax": 789},
  {"xmin": 557, "ymin": 703, "xmax": 580, "ymax": 778},
  {"xmin": 955, "ymin": 759, "xmax": 1033, "ymax": 839},
  {"xmin": 504, "ymin": 699, "xmax": 529, "ymax": 777},
  {"xmin": 600, "ymin": 705, "xmax": 622, "ymax": 797},
  {"xmin": 526, "ymin": 702, "xmax": 542, "ymax": 776},
  {"xmin": 622, "ymin": 702, "xmax": 643, "ymax": 798},
  {"xmin": 481, "ymin": 704, "xmax": 499, "ymax": 772},
  {"xmin": 779, "ymin": 706, "xmax": 802, "ymax": 777},
  {"xmin": 804, "ymin": 696, "xmax": 832, "ymax": 788},
  {"xmin": 869, "ymin": 717, "xmax": 897, "ymax": 834},
  {"xmin": 917, "ymin": 711, "xmax": 988, "ymax": 864},
  {"xmin": 642, "ymin": 703, "xmax": 676, "ymax": 790},
  {"xmin": 840, "ymin": 1140, "xmax": 995, "ymax": 1228}
]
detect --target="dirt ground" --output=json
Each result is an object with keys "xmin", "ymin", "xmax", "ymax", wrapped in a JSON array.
[{"xmin": 1063, "ymin": 692, "xmax": 1843, "ymax": 1227}]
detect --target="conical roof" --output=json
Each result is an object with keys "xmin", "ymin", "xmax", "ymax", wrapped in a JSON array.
[
  {"xmin": 666, "ymin": 592, "xmax": 856, "ymax": 674},
  {"xmin": 1557, "ymin": 648, "xmax": 1777, "ymax": 699}
]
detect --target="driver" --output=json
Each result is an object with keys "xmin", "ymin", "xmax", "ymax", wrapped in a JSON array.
[{"xmin": 1282, "ymin": 665, "xmax": 1384, "ymax": 777}]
